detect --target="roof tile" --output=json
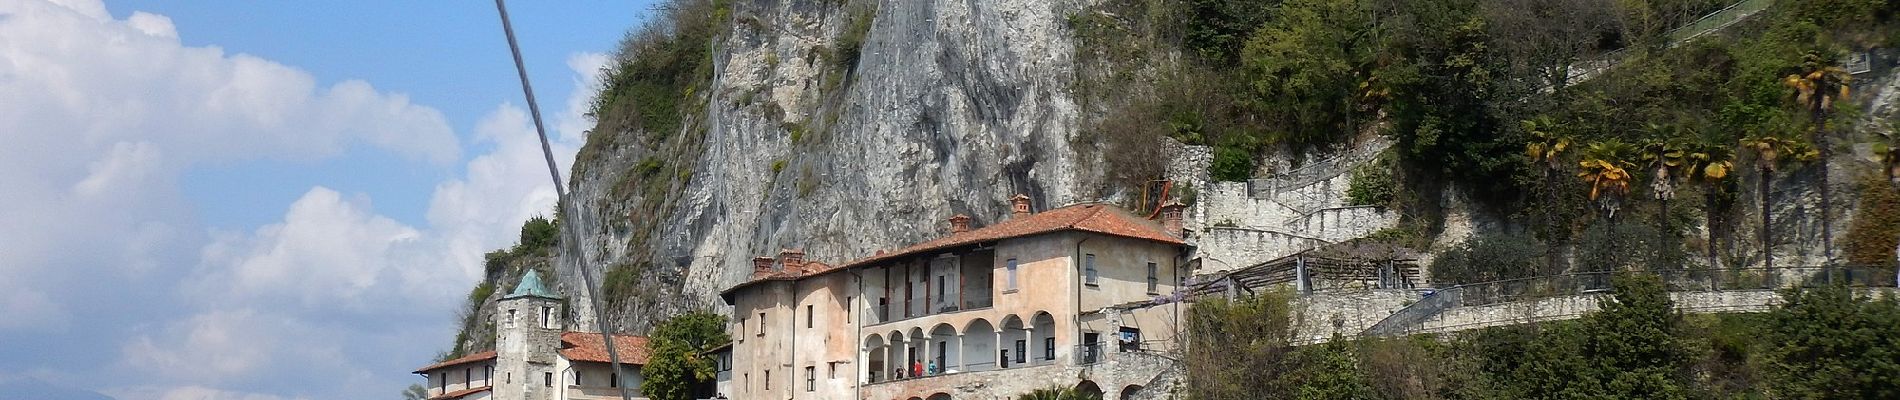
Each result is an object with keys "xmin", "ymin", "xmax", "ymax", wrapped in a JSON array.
[{"xmin": 559, "ymin": 332, "xmax": 652, "ymax": 365}]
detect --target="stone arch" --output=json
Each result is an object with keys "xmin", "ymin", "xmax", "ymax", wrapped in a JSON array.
[
  {"xmin": 1076, "ymin": 380, "xmax": 1104, "ymax": 398},
  {"xmin": 863, "ymin": 333, "xmax": 887, "ymax": 383},
  {"xmin": 1031, "ymin": 311, "xmax": 1057, "ymax": 363},
  {"xmin": 928, "ymin": 323, "xmax": 958, "ymax": 374},
  {"xmin": 1120, "ymin": 384, "xmax": 1144, "ymax": 400},
  {"xmin": 999, "ymin": 314, "xmax": 1028, "ymax": 368},
  {"xmin": 961, "ymin": 318, "xmax": 998, "ymax": 372},
  {"xmin": 927, "ymin": 393, "xmax": 954, "ymax": 400}
]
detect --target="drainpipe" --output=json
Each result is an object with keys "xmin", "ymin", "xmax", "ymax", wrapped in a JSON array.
[
  {"xmin": 788, "ymin": 277, "xmax": 797, "ymax": 400},
  {"xmin": 850, "ymin": 268, "xmax": 863, "ymax": 400},
  {"xmin": 1073, "ymin": 235, "xmax": 1093, "ymax": 365}
]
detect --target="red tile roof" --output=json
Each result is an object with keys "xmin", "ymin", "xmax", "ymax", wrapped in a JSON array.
[
  {"xmin": 413, "ymin": 350, "xmax": 496, "ymax": 374},
  {"xmin": 840, "ymin": 202, "xmax": 1181, "ymax": 268},
  {"xmin": 560, "ymin": 332, "xmax": 652, "ymax": 365},
  {"xmin": 721, "ymin": 202, "xmax": 1180, "ymax": 299},
  {"xmin": 427, "ymin": 385, "xmax": 491, "ymax": 400}
]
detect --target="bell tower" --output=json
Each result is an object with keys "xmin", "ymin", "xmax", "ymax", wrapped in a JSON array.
[{"xmin": 494, "ymin": 269, "xmax": 563, "ymax": 400}]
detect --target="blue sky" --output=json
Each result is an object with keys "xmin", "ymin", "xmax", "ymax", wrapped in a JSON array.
[{"xmin": 0, "ymin": 0, "xmax": 659, "ymax": 398}]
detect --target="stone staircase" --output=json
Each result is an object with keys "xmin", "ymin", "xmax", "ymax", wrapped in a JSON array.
[{"xmin": 1193, "ymin": 138, "xmax": 1398, "ymax": 272}]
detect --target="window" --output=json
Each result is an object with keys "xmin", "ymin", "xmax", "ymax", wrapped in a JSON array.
[
  {"xmin": 544, "ymin": 371, "xmax": 553, "ymax": 387},
  {"xmin": 758, "ymin": 312, "xmax": 766, "ymax": 336},
  {"xmin": 437, "ymin": 373, "xmax": 445, "ymax": 389},
  {"xmin": 845, "ymin": 296, "xmax": 853, "ymax": 320},
  {"xmin": 463, "ymin": 367, "xmax": 471, "ymax": 386},
  {"xmin": 610, "ymin": 372, "xmax": 618, "ymax": 388},
  {"xmin": 1014, "ymin": 340, "xmax": 1027, "ymax": 363},
  {"xmin": 574, "ymin": 370, "xmax": 582, "ymax": 386},
  {"xmin": 829, "ymin": 362, "xmax": 837, "ymax": 379},
  {"xmin": 936, "ymin": 276, "xmax": 946, "ymax": 299},
  {"xmin": 806, "ymin": 305, "xmax": 814, "ymax": 328},
  {"xmin": 505, "ymin": 309, "xmax": 516, "ymax": 327},
  {"xmin": 541, "ymin": 306, "xmax": 553, "ymax": 329},
  {"xmin": 736, "ymin": 318, "xmax": 745, "ymax": 342},
  {"xmin": 744, "ymin": 373, "xmax": 749, "ymax": 391},
  {"xmin": 805, "ymin": 366, "xmax": 815, "ymax": 391},
  {"xmin": 1084, "ymin": 254, "xmax": 1098, "ymax": 286},
  {"xmin": 1146, "ymin": 262, "xmax": 1159, "ymax": 294},
  {"xmin": 765, "ymin": 370, "xmax": 771, "ymax": 390},
  {"xmin": 1005, "ymin": 258, "xmax": 1018, "ymax": 291},
  {"xmin": 1043, "ymin": 337, "xmax": 1056, "ymax": 360}
]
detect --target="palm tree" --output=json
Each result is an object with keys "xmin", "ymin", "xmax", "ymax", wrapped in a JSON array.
[
  {"xmin": 1741, "ymin": 135, "xmax": 1819, "ymax": 271},
  {"xmin": 1685, "ymin": 141, "xmax": 1734, "ymax": 267},
  {"xmin": 1641, "ymin": 132, "xmax": 1691, "ymax": 268},
  {"xmin": 1526, "ymin": 116, "xmax": 1573, "ymax": 272},
  {"xmin": 1875, "ymin": 123, "xmax": 1900, "ymax": 187},
  {"xmin": 1579, "ymin": 139, "xmax": 1637, "ymax": 282},
  {"xmin": 1579, "ymin": 140, "xmax": 1637, "ymax": 220},
  {"xmin": 1783, "ymin": 51, "xmax": 1852, "ymax": 264}
]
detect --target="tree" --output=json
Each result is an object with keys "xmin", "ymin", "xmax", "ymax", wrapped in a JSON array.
[
  {"xmin": 1018, "ymin": 387, "xmax": 1103, "ymax": 400},
  {"xmin": 1578, "ymin": 273, "xmax": 1693, "ymax": 399},
  {"xmin": 1640, "ymin": 132, "xmax": 1691, "ymax": 262},
  {"xmin": 517, "ymin": 215, "xmax": 560, "ymax": 253},
  {"xmin": 641, "ymin": 311, "xmax": 731, "ymax": 400},
  {"xmin": 1876, "ymin": 123, "xmax": 1900, "ymax": 187},
  {"xmin": 1579, "ymin": 140, "xmax": 1638, "ymax": 220},
  {"xmin": 1783, "ymin": 51, "xmax": 1853, "ymax": 265},
  {"xmin": 1740, "ymin": 134, "xmax": 1817, "ymax": 270},
  {"xmin": 1485, "ymin": 0, "xmax": 1621, "ymax": 96},
  {"xmin": 401, "ymin": 384, "xmax": 428, "ymax": 400},
  {"xmin": 1240, "ymin": 0, "xmax": 1377, "ymax": 147},
  {"xmin": 1527, "ymin": 116, "xmax": 1575, "ymax": 272},
  {"xmin": 1684, "ymin": 139, "xmax": 1735, "ymax": 267},
  {"xmin": 1765, "ymin": 285, "xmax": 1900, "ymax": 398}
]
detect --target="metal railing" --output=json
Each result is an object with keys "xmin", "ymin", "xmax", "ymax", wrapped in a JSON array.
[{"xmin": 1364, "ymin": 266, "xmax": 1897, "ymax": 336}]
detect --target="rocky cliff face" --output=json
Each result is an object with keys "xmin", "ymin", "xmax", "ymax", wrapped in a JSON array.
[{"xmin": 555, "ymin": 0, "xmax": 1117, "ymax": 332}]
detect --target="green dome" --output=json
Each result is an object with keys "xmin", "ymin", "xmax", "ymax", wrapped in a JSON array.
[{"xmin": 504, "ymin": 269, "xmax": 559, "ymax": 300}]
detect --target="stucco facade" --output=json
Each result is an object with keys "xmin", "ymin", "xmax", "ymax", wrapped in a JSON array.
[{"xmin": 720, "ymin": 200, "xmax": 1188, "ymax": 400}]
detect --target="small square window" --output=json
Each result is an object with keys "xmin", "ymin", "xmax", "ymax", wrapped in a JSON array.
[
  {"xmin": 1005, "ymin": 258, "xmax": 1019, "ymax": 291},
  {"xmin": 1084, "ymin": 254, "xmax": 1098, "ymax": 286}
]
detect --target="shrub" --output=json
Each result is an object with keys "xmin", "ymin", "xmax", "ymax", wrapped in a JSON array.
[
  {"xmin": 1345, "ymin": 159, "xmax": 1397, "ymax": 207},
  {"xmin": 1210, "ymin": 145, "xmax": 1254, "ymax": 182},
  {"xmin": 516, "ymin": 216, "xmax": 560, "ymax": 253},
  {"xmin": 1429, "ymin": 232, "xmax": 1545, "ymax": 285},
  {"xmin": 1844, "ymin": 176, "xmax": 1900, "ymax": 267}
]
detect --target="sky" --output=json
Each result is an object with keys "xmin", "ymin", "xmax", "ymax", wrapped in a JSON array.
[{"xmin": 0, "ymin": 0, "xmax": 659, "ymax": 398}]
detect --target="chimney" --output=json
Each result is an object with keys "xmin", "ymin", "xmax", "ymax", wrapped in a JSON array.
[
  {"xmin": 948, "ymin": 214, "xmax": 973, "ymax": 234},
  {"xmin": 779, "ymin": 249, "xmax": 806, "ymax": 273},
  {"xmin": 1009, "ymin": 194, "xmax": 1033, "ymax": 219},
  {"xmin": 1159, "ymin": 201, "xmax": 1187, "ymax": 238},
  {"xmin": 752, "ymin": 256, "xmax": 776, "ymax": 278}
]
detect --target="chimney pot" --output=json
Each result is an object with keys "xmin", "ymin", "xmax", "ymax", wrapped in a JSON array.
[
  {"xmin": 948, "ymin": 214, "xmax": 973, "ymax": 233},
  {"xmin": 1009, "ymin": 194, "xmax": 1033, "ymax": 219},
  {"xmin": 1159, "ymin": 201, "xmax": 1187, "ymax": 238},
  {"xmin": 752, "ymin": 256, "xmax": 776, "ymax": 278},
  {"xmin": 779, "ymin": 249, "xmax": 806, "ymax": 273}
]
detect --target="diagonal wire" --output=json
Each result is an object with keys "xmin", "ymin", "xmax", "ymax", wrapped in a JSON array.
[{"xmin": 492, "ymin": 1, "xmax": 634, "ymax": 399}]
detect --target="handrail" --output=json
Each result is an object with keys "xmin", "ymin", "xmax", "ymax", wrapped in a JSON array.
[{"xmin": 1363, "ymin": 265, "xmax": 1896, "ymax": 336}]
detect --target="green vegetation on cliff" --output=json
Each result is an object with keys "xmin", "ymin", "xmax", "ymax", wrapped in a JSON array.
[{"xmin": 1185, "ymin": 275, "xmax": 1900, "ymax": 399}]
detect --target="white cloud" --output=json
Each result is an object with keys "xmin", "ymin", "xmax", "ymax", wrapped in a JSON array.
[
  {"xmin": 0, "ymin": 0, "xmax": 613, "ymax": 398},
  {"xmin": 192, "ymin": 187, "xmax": 425, "ymax": 308},
  {"xmin": 121, "ymin": 51, "xmax": 604, "ymax": 396},
  {"xmin": 108, "ymin": 385, "xmax": 305, "ymax": 400},
  {"xmin": 0, "ymin": 0, "xmax": 463, "ymax": 327}
]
